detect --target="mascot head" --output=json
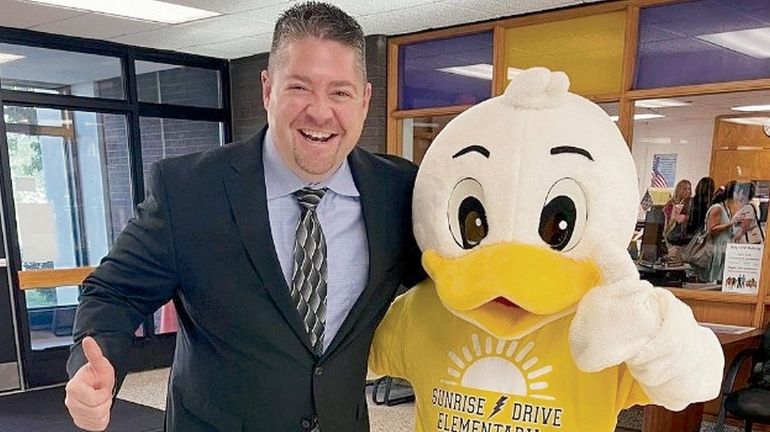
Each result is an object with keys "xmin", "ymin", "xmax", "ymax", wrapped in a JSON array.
[{"xmin": 413, "ymin": 67, "xmax": 639, "ymax": 339}]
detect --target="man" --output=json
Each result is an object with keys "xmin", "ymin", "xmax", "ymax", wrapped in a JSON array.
[{"xmin": 64, "ymin": 2, "xmax": 423, "ymax": 431}]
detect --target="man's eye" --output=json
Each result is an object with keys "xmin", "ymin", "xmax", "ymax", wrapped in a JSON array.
[{"xmin": 333, "ymin": 91, "xmax": 351, "ymax": 98}]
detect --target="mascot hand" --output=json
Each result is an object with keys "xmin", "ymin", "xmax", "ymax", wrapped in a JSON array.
[
  {"xmin": 569, "ymin": 247, "xmax": 724, "ymax": 410},
  {"xmin": 568, "ymin": 246, "xmax": 661, "ymax": 372}
]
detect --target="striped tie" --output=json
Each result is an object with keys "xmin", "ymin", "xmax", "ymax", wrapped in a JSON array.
[{"xmin": 290, "ymin": 187, "xmax": 328, "ymax": 355}]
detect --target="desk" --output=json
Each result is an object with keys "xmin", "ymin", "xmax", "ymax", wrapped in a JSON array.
[
  {"xmin": 641, "ymin": 328, "xmax": 765, "ymax": 432},
  {"xmin": 637, "ymin": 262, "xmax": 689, "ymax": 288}
]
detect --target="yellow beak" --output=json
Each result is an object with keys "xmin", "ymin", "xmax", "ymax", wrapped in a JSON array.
[{"xmin": 422, "ymin": 242, "xmax": 601, "ymax": 339}]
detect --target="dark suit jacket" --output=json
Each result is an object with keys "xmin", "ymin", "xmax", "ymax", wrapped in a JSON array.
[{"xmin": 67, "ymin": 128, "xmax": 424, "ymax": 431}]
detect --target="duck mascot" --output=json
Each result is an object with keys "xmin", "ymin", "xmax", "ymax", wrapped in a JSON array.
[{"xmin": 369, "ymin": 67, "xmax": 724, "ymax": 431}]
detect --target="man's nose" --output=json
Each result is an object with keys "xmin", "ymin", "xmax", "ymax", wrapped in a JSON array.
[{"xmin": 305, "ymin": 94, "xmax": 334, "ymax": 123}]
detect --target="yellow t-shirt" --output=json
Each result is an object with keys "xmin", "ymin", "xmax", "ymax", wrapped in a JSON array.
[{"xmin": 369, "ymin": 280, "xmax": 649, "ymax": 432}]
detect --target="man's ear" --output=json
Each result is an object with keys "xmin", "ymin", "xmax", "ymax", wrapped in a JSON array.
[
  {"xmin": 261, "ymin": 70, "xmax": 272, "ymax": 110},
  {"xmin": 362, "ymin": 81, "xmax": 372, "ymax": 115}
]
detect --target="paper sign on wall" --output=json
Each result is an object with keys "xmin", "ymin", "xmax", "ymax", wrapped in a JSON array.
[{"xmin": 722, "ymin": 243, "xmax": 764, "ymax": 294}]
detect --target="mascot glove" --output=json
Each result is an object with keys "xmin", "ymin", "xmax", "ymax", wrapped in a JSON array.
[{"xmin": 569, "ymin": 247, "xmax": 724, "ymax": 410}]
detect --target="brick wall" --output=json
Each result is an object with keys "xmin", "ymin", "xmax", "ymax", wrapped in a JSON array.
[{"xmin": 229, "ymin": 35, "xmax": 389, "ymax": 154}]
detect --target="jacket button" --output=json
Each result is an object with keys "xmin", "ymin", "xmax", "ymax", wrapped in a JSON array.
[
  {"xmin": 301, "ymin": 419, "xmax": 311, "ymax": 429},
  {"xmin": 314, "ymin": 366, "xmax": 323, "ymax": 376}
]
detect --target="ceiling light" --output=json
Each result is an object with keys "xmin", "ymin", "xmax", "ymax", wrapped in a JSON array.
[
  {"xmin": 697, "ymin": 27, "xmax": 770, "ymax": 59},
  {"xmin": 438, "ymin": 64, "xmax": 494, "ymax": 80},
  {"xmin": 437, "ymin": 64, "xmax": 522, "ymax": 81},
  {"xmin": 723, "ymin": 117, "xmax": 770, "ymax": 126},
  {"xmin": 0, "ymin": 53, "xmax": 24, "ymax": 65},
  {"xmin": 609, "ymin": 114, "xmax": 665, "ymax": 122},
  {"xmin": 25, "ymin": 0, "xmax": 220, "ymax": 24},
  {"xmin": 731, "ymin": 104, "xmax": 770, "ymax": 112},
  {"xmin": 636, "ymin": 98, "xmax": 691, "ymax": 109}
]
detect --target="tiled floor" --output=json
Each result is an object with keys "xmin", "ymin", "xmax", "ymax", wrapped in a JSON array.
[{"xmin": 118, "ymin": 368, "xmax": 740, "ymax": 432}]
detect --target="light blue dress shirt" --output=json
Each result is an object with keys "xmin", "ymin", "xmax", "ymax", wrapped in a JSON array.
[{"xmin": 263, "ymin": 129, "xmax": 369, "ymax": 352}]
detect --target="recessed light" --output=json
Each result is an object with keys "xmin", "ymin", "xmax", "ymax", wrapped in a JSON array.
[
  {"xmin": 0, "ymin": 53, "xmax": 24, "ymax": 65},
  {"xmin": 436, "ymin": 64, "xmax": 522, "ymax": 81},
  {"xmin": 697, "ymin": 27, "xmax": 770, "ymax": 59},
  {"xmin": 636, "ymin": 98, "xmax": 691, "ymax": 109},
  {"xmin": 723, "ymin": 117, "xmax": 770, "ymax": 126},
  {"xmin": 609, "ymin": 114, "xmax": 665, "ymax": 122},
  {"xmin": 25, "ymin": 0, "xmax": 220, "ymax": 24},
  {"xmin": 731, "ymin": 104, "xmax": 770, "ymax": 112}
]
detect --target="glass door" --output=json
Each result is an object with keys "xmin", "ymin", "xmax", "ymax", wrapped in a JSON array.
[{"xmin": 4, "ymin": 105, "xmax": 138, "ymax": 385}]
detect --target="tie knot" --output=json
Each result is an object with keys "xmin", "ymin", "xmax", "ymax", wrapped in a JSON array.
[{"xmin": 294, "ymin": 187, "xmax": 327, "ymax": 211}]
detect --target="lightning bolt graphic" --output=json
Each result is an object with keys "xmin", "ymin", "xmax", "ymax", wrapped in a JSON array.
[{"xmin": 488, "ymin": 395, "xmax": 508, "ymax": 419}]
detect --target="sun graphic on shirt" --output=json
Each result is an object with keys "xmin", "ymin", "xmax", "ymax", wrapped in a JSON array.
[{"xmin": 442, "ymin": 333, "xmax": 555, "ymax": 401}]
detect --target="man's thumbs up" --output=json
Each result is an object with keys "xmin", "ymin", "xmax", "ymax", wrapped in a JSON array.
[{"xmin": 65, "ymin": 337, "xmax": 116, "ymax": 431}]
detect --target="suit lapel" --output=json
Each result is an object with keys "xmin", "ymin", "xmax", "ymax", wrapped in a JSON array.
[
  {"xmin": 325, "ymin": 148, "xmax": 391, "ymax": 355},
  {"xmin": 222, "ymin": 129, "xmax": 314, "ymax": 353}
]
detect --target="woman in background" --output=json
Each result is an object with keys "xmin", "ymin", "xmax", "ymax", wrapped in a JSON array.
[
  {"xmin": 732, "ymin": 182, "xmax": 764, "ymax": 244},
  {"xmin": 663, "ymin": 179, "xmax": 692, "ymax": 260},
  {"xmin": 686, "ymin": 177, "xmax": 715, "ymax": 237},
  {"xmin": 698, "ymin": 181, "xmax": 739, "ymax": 283}
]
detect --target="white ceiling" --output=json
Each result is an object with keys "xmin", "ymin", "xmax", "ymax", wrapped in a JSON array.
[{"xmin": 0, "ymin": 0, "xmax": 610, "ymax": 59}]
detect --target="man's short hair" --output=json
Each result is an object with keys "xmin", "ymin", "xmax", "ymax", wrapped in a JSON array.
[{"xmin": 269, "ymin": 1, "xmax": 367, "ymax": 81}]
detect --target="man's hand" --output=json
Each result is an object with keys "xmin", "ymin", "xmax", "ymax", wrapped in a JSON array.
[{"xmin": 65, "ymin": 337, "xmax": 116, "ymax": 431}]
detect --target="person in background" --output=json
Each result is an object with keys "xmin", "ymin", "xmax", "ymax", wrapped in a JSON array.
[
  {"xmin": 732, "ymin": 182, "xmax": 764, "ymax": 244},
  {"xmin": 697, "ymin": 181, "xmax": 739, "ymax": 283},
  {"xmin": 663, "ymin": 179, "xmax": 692, "ymax": 261},
  {"xmin": 685, "ymin": 177, "xmax": 715, "ymax": 237},
  {"xmin": 63, "ymin": 3, "xmax": 424, "ymax": 431}
]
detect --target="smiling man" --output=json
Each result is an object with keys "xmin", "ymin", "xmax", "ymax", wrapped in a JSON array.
[{"xmin": 64, "ymin": 2, "xmax": 424, "ymax": 431}]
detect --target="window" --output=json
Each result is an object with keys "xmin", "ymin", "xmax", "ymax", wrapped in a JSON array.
[
  {"xmin": 636, "ymin": 0, "xmax": 770, "ymax": 89},
  {"xmin": 503, "ymin": 11, "xmax": 627, "ymax": 97},
  {"xmin": 6, "ymin": 106, "xmax": 130, "ymax": 269},
  {"xmin": 136, "ymin": 61, "xmax": 221, "ymax": 108},
  {"xmin": 631, "ymin": 91, "xmax": 770, "ymax": 291},
  {"xmin": 0, "ymin": 43, "xmax": 124, "ymax": 99},
  {"xmin": 399, "ymin": 32, "xmax": 494, "ymax": 110}
]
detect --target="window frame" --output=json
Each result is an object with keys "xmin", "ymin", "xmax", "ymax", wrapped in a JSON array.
[{"xmin": 0, "ymin": 26, "xmax": 229, "ymax": 386}]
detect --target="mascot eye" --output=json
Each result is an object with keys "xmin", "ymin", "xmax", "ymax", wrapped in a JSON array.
[
  {"xmin": 448, "ymin": 178, "xmax": 489, "ymax": 249},
  {"xmin": 539, "ymin": 178, "xmax": 588, "ymax": 252}
]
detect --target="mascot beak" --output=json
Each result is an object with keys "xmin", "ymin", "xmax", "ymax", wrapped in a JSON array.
[{"xmin": 422, "ymin": 243, "xmax": 601, "ymax": 338}]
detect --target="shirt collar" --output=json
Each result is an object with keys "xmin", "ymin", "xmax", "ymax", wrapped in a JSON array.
[{"xmin": 263, "ymin": 128, "xmax": 360, "ymax": 200}]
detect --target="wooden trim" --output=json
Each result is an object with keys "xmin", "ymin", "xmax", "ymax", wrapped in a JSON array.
[
  {"xmin": 621, "ymin": 6, "xmax": 639, "ymax": 93},
  {"xmin": 386, "ymin": 39, "xmax": 400, "ymax": 155},
  {"xmin": 754, "ymin": 237, "xmax": 770, "ymax": 326},
  {"xmin": 587, "ymin": 93, "xmax": 622, "ymax": 103},
  {"xmin": 387, "ymin": 21, "xmax": 496, "ymax": 46},
  {"xmin": 618, "ymin": 4, "xmax": 636, "ymax": 148},
  {"xmin": 618, "ymin": 98, "xmax": 635, "ymax": 147},
  {"xmin": 669, "ymin": 288, "xmax": 760, "ymax": 304},
  {"xmin": 629, "ymin": 0, "xmax": 692, "ymax": 7},
  {"xmin": 626, "ymin": 79, "xmax": 770, "ymax": 100},
  {"xmin": 495, "ymin": 1, "xmax": 630, "ymax": 29},
  {"xmin": 18, "ymin": 267, "xmax": 95, "ymax": 290},
  {"xmin": 492, "ymin": 26, "xmax": 507, "ymax": 97},
  {"xmin": 391, "ymin": 105, "xmax": 472, "ymax": 119}
]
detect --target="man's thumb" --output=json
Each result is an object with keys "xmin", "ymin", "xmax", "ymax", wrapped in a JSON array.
[{"xmin": 82, "ymin": 337, "xmax": 112, "ymax": 378}]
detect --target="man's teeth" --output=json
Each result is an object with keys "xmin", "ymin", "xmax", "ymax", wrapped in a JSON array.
[{"xmin": 300, "ymin": 129, "xmax": 334, "ymax": 142}]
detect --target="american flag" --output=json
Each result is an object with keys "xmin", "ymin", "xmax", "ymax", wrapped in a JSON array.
[
  {"xmin": 640, "ymin": 190, "xmax": 653, "ymax": 211},
  {"xmin": 650, "ymin": 155, "xmax": 668, "ymax": 188}
]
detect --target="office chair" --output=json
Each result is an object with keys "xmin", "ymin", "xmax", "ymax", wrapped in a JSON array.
[{"xmin": 715, "ymin": 326, "xmax": 770, "ymax": 432}]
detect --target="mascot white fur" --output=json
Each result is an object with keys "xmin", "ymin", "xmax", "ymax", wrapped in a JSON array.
[{"xmin": 369, "ymin": 67, "xmax": 724, "ymax": 431}]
